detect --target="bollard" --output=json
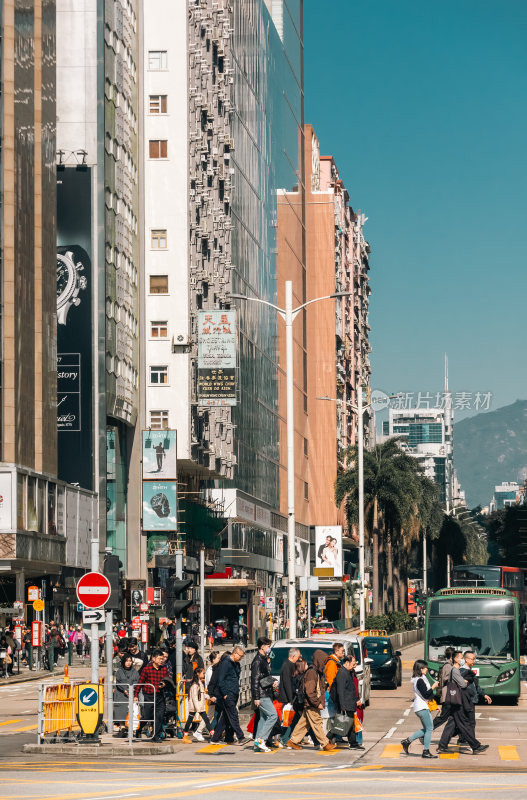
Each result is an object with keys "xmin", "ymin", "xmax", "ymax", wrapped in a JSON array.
[
  {"xmin": 48, "ymin": 643, "xmax": 55, "ymax": 672},
  {"xmin": 68, "ymin": 641, "xmax": 73, "ymax": 666},
  {"xmin": 28, "ymin": 644, "xmax": 33, "ymax": 671}
]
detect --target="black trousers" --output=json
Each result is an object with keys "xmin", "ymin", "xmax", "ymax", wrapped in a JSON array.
[
  {"xmin": 433, "ymin": 702, "xmax": 453, "ymax": 729},
  {"xmin": 439, "ymin": 704, "xmax": 479, "ymax": 750},
  {"xmin": 184, "ymin": 710, "xmax": 212, "ymax": 734},
  {"xmin": 211, "ymin": 695, "xmax": 244, "ymax": 742},
  {"xmin": 142, "ymin": 693, "xmax": 166, "ymax": 739}
]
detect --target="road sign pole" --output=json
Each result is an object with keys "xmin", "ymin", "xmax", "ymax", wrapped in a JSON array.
[
  {"xmin": 106, "ymin": 610, "xmax": 114, "ymax": 731},
  {"xmin": 307, "ymin": 585, "xmax": 311, "ymax": 637},
  {"xmin": 91, "ymin": 539, "xmax": 99, "ymax": 684},
  {"xmin": 175, "ymin": 549, "xmax": 183, "ymax": 678}
]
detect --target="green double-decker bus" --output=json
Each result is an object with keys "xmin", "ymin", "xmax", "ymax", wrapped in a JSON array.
[{"xmin": 425, "ymin": 587, "xmax": 521, "ymax": 701}]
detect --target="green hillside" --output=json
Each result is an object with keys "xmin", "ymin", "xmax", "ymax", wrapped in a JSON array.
[{"xmin": 454, "ymin": 400, "xmax": 527, "ymax": 508}]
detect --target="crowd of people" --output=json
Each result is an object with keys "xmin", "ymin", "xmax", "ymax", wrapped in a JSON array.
[{"xmin": 402, "ymin": 649, "xmax": 491, "ymax": 758}]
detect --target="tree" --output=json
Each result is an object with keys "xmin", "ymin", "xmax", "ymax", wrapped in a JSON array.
[{"xmin": 336, "ymin": 438, "xmax": 436, "ymax": 613}]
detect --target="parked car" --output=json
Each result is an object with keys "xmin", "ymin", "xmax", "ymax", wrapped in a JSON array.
[
  {"xmin": 310, "ymin": 619, "xmax": 338, "ymax": 635},
  {"xmin": 363, "ymin": 635, "xmax": 402, "ymax": 689},
  {"xmin": 269, "ymin": 634, "xmax": 372, "ymax": 705}
]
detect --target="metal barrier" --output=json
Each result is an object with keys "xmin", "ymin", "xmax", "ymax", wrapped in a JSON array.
[{"xmin": 38, "ymin": 681, "xmax": 79, "ymax": 742}]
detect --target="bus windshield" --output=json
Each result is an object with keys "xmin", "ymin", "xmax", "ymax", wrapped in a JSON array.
[{"xmin": 428, "ymin": 616, "xmax": 515, "ymax": 660}]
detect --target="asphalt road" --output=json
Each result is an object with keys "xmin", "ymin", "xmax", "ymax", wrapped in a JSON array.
[{"xmin": 0, "ymin": 641, "xmax": 526, "ymax": 800}]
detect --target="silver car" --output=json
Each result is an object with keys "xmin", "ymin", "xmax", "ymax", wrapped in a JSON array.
[{"xmin": 269, "ymin": 635, "xmax": 372, "ymax": 705}]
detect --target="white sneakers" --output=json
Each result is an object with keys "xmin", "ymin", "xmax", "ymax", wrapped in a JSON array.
[
  {"xmin": 253, "ymin": 738, "xmax": 271, "ymax": 752},
  {"xmin": 193, "ymin": 731, "xmax": 205, "ymax": 742}
]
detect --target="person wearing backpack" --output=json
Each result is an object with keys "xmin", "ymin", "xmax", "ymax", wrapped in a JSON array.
[
  {"xmin": 432, "ymin": 646, "xmax": 455, "ymax": 731},
  {"xmin": 286, "ymin": 649, "xmax": 336, "ymax": 752},
  {"xmin": 328, "ymin": 655, "xmax": 365, "ymax": 750}
]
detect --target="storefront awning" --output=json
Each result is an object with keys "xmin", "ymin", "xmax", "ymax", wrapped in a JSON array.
[{"xmin": 204, "ymin": 578, "xmax": 256, "ymax": 589}]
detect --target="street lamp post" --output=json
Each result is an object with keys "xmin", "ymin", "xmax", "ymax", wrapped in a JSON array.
[
  {"xmin": 231, "ymin": 280, "xmax": 350, "ymax": 638},
  {"xmin": 318, "ymin": 388, "xmax": 370, "ymax": 632}
]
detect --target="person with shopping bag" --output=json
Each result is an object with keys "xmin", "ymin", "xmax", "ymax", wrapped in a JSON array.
[
  {"xmin": 286, "ymin": 649, "xmax": 337, "ymax": 752},
  {"xmin": 251, "ymin": 637, "xmax": 279, "ymax": 752},
  {"xmin": 401, "ymin": 659, "xmax": 439, "ymax": 758},
  {"xmin": 327, "ymin": 655, "xmax": 365, "ymax": 750}
]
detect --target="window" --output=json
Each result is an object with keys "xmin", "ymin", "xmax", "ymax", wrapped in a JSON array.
[
  {"xmin": 148, "ymin": 50, "xmax": 167, "ymax": 70},
  {"xmin": 304, "ymin": 481, "xmax": 309, "ymax": 501},
  {"xmin": 150, "ymin": 410, "xmax": 169, "ymax": 430},
  {"xmin": 150, "ymin": 366, "xmax": 168, "ymax": 385},
  {"xmin": 304, "ymin": 438, "xmax": 309, "ymax": 458},
  {"xmin": 150, "ymin": 229, "xmax": 167, "ymax": 249},
  {"xmin": 149, "ymin": 94, "xmax": 167, "ymax": 114},
  {"xmin": 150, "ymin": 321, "xmax": 168, "ymax": 338},
  {"xmin": 149, "ymin": 139, "xmax": 168, "ymax": 159},
  {"xmin": 149, "ymin": 275, "xmax": 168, "ymax": 294}
]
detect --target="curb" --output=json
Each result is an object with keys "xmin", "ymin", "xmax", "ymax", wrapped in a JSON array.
[
  {"xmin": 23, "ymin": 743, "xmax": 182, "ymax": 756},
  {"xmin": 1, "ymin": 670, "xmax": 65, "ymax": 685}
]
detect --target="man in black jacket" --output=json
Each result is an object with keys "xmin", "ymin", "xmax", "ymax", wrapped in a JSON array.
[
  {"xmin": 251, "ymin": 637, "xmax": 279, "ymax": 752},
  {"xmin": 459, "ymin": 651, "xmax": 491, "ymax": 745},
  {"xmin": 182, "ymin": 640, "xmax": 204, "ymax": 681},
  {"xmin": 278, "ymin": 648, "xmax": 301, "ymax": 745},
  {"xmin": 329, "ymin": 656, "xmax": 364, "ymax": 750},
  {"xmin": 210, "ymin": 646, "xmax": 248, "ymax": 745}
]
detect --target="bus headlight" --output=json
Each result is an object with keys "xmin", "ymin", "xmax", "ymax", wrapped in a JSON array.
[
  {"xmin": 428, "ymin": 668, "xmax": 439, "ymax": 679},
  {"xmin": 496, "ymin": 668, "xmax": 516, "ymax": 683}
]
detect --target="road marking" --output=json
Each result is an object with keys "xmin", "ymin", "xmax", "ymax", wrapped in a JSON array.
[
  {"xmin": 439, "ymin": 752, "xmax": 459, "ymax": 759},
  {"xmin": 403, "ymin": 707, "xmax": 411, "ymax": 716},
  {"xmin": 396, "ymin": 718, "xmax": 404, "ymax": 724},
  {"xmin": 498, "ymin": 745, "xmax": 520, "ymax": 761},
  {"xmin": 195, "ymin": 743, "xmax": 227, "ymax": 754},
  {"xmin": 7, "ymin": 724, "xmax": 37, "ymax": 733},
  {"xmin": 0, "ymin": 719, "xmax": 22, "ymax": 727},
  {"xmin": 381, "ymin": 743, "xmax": 402, "ymax": 757},
  {"xmin": 475, "ymin": 712, "xmax": 481, "ymax": 718},
  {"xmin": 384, "ymin": 726, "xmax": 397, "ymax": 738}
]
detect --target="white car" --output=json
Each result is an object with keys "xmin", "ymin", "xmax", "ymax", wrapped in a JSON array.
[{"xmin": 269, "ymin": 635, "xmax": 372, "ymax": 705}]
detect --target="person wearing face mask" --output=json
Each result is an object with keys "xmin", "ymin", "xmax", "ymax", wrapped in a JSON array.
[{"xmin": 251, "ymin": 636, "xmax": 279, "ymax": 753}]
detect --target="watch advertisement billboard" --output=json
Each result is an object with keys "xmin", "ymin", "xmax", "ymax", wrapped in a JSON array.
[
  {"xmin": 142, "ymin": 481, "xmax": 178, "ymax": 532},
  {"xmin": 142, "ymin": 430, "xmax": 178, "ymax": 480},
  {"xmin": 197, "ymin": 310, "xmax": 237, "ymax": 406},
  {"xmin": 56, "ymin": 167, "xmax": 93, "ymax": 490},
  {"xmin": 315, "ymin": 525, "xmax": 343, "ymax": 577}
]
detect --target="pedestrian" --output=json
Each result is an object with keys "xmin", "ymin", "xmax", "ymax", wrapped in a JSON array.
[
  {"xmin": 329, "ymin": 655, "xmax": 365, "ymax": 750},
  {"xmin": 438, "ymin": 650, "xmax": 489, "ymax": 754},
  {"xmin": 286, "ymin": 649, "xmax": 337, "ymax": 752},
  {"xmin": 134, "ymin": 648, "xmax": 169, "ymax": 742},
  {"xmin": 324, "ymin": 642, "xmax": 344, "ymax": 688},
  {"xmin": 278, "ymin": 648, "xmax": 301, "ymax": 746},
  {"xmin": 113, "ymin": 654, "xmax": 140, "ymax": 737},
  {"xmin": 210, "ymin": 646, "xmax": 248, "ymax": 745},
  {"xmin": 182, "ymin": 666, "xmax": 213, "ymax": 742},
  {"xmin": 459, "ymin": 650, "xmax": 492, "ymax": 742},
  {"xmin": 73, "ymin": 626, "xmax": 86, "ymax": 659},
  {"xmin": 240, "ymin": 622, "xmax": 248, "ymax": 648},
  {"xmin": 432, "ymin": 646, "xmax": 455, "ymax": 731},
  {"xmin": 128, "ymin": 637, "xmax": 149, "ymax": 672},
  {"xmin": 183, "ymin": 640, "xmax": 204, "ymax": 681},
  {"xmin": 251, "ymin": 637, "xmax": 279, "ymax": 753},
  {"xmin": 401, "ymin": 659, "xmax": 439, "ymax": 759},
  {"xmin": 206, "ymin": 651, "xmax": 224, "ymax": 735}
]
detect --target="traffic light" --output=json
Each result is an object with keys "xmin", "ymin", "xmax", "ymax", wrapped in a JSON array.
[
  {"xmin": 166, "ymin": 578, "xmax": 193, "ymax": 619},
  {"xmin": 414, "ymin": 589, "xmax": 423, "ymax": 608},
  {"xmin": 103, "ymin": 554, "xmax": 123, "ymax": 611}
]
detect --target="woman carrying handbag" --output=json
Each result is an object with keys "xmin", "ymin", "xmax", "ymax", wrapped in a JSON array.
[{"xmin": 401, "ymin": 660, "xmax": 439, "ymax": 758}]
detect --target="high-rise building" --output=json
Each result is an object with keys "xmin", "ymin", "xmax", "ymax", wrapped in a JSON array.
[
  {"xmin": 384, "ymin": 407, "xmax": 453, "ymax": 506},
  {"xmin": 142, "ymin": 0, "xmax": 306, "ymax": 633},
  {"xmin": 56, "ymin": 0, "xmax": 141, "ymax": 588},
  {"xmin": 0, "ymin": 0, "xmax": 98, "ymax": 618},
  {"xmin": 490, "ymin": 482, "xmax": 521, "ymax": 511}
]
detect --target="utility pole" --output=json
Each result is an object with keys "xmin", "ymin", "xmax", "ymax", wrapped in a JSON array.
[
  {"xmin": 90, "ymin": 538, "xmax": 99, "ymax": 684},
  {"xmin": 357, "ymin": 384, "xmax": 366, "ymax": 632},
  {"xmin": 199, "ymin": 547, "xmax": 205, "ymax": 662},
  {"xmin": 175, "ymin": 548, "xmax": 183, "ymax": 677}
]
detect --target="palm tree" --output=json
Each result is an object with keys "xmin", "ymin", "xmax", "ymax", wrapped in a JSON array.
[{"xmin": 336, "ymin": 438, "xmax": 425, "ymax": 613}]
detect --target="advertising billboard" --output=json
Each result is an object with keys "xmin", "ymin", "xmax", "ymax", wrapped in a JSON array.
[
  {"xmin": 56, "ymin": 167, "xmax": 93, "ymax": 490},
  {"xmin": 197, "ymin": 310, "xmax": 237, "ymax": 406},
  {"xmin": 314, "ymin": 525, "xmax": 343, "ymax": 577},
  {"xmin": 142, "ymin": 481, "xmax": 178, "ymax": 532},
  {"xmin": 142, "ymin": 430, "xmax": 177, "ymax": 480}
]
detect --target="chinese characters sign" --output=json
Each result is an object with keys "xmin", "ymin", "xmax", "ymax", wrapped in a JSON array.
[{"xmin": 197, "ymin": 310, "xmax": 237, "ymax": 406}]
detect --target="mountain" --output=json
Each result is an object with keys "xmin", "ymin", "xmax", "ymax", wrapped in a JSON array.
[{"xmin": 454, "ymin": 400, "xmax": 527, "ymax": 508}]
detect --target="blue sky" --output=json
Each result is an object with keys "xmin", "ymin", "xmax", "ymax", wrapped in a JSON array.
[{"xmin": 303, "ymin": 0, "xmax": 527, "ymax": 421}]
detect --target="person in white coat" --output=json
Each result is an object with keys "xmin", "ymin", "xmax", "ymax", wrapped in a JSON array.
[{"xmin": 182, "ymin": 667, "xmax": 213, "ymax": 742}]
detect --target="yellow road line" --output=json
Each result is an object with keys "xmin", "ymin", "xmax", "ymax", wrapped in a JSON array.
[
  {"xmin": 9, "ymin": 724, "xmax": 38, "ymax": 733},
  {"xmin": 0, "ymin": 719, "xmax": 22, "ymax": 727},
  {"xmin": 439, "ymin": 753, "xmax": 459, "ymax": 759},
  {"xmin": 498, "ymin": 745, "xmax": 520, "ymax": 761},
  {"xmin": 381, "ymin": 743, "xmax": 403, "ymax": 757},
  {"xmin": 196, "ymin": 744, "xmax": 227, "ymax": 754}
]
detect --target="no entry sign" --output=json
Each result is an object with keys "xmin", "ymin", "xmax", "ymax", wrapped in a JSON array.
[{"xmin": 76, "ymin": 572, "xmax": 111, "ymax": 609}]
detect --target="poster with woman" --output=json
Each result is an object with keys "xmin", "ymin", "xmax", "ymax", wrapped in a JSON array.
[{"xmin": 314, "ymin": 525, "xmax": 343, "ymax": 577}]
